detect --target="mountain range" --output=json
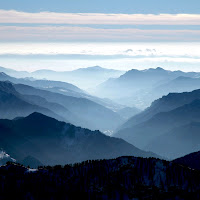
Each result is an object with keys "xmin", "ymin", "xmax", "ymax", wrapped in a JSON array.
[
  {"xmin": 0, "ymin": 112, "xmax": 158, "ymax": 167},
  {"xmin": 0, "ymin": 72, "xmax": 125, "ymax": 132},
  {"xmin": 0, "ymin": 81, "xmax": 64, "ymax": 121},
  {"xmin": 0, "ymin": 71, "xmax": 83, "ymax": 93},
  {"xmin": 0, "ymin": 70, "xmax": 124, "ymax": 111},
  {"xmin": 134, "ymin": 76, "xmax": 200, "ymax": 109},
  {"xmin": 115, "ymin": 89, "xmax": 200, "ymax": 159},
  {"xmin": 1, "ymin": 64, "xmax": 200, "ymax": 189},
  {"xmin": 3, "ymin": 66, "xmax": 200, "ymax": 110},
  {"xmin": 0, "ymin": 66, "xmax": 125, "ymax": 90},
  {"xmin": 93, "ymin": 67, "xmax": 200, "ymax": 108},
  {"xmin": 14, "ymin": 83, "xmax": 123, "ymax": 132},
  {"xmin": 120, "ymin": 88, "xmax": 200, "ymax": 130}
]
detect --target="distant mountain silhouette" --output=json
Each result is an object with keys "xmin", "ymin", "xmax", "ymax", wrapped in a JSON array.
[
  {"xmin": 115, "ymin": 100, "xmax": 200, "ymax": 149},
  {"xmin": 0, "ymin": 75, "xmax": 125, "ymax": 132},
  {"xmin": 0, "ymin": 71, "xmax": 124, "ymax": 114},
  {"xmin": 14, "ymin": 83, "xmax": 123, "ymax": 132},
  {"xmin": 115, "ymin": 91, "xmax": 200, "ymax": 159},
  {"xmin": 32, "ymin": 66, "xmax": 125, "ymax": 89},
  {"xmin": 22, "ymin": 94, "xmax": 80, "ymax": 124},
  {"xmin": 43, "ymin": 85, "xmax": 124, "ymax": 112},
  {"xmin": 0, "ymin": 71, "xmax": 83, "ymax": 93},
  {"xmin": 0, "ymin": 81, "xmax": 64, "ymax": 121},
  {"xmin": 73, "ymin": 66, "xmax": 117, "ymax": 72},
  {"xmin": 154, "ymin": 76, "xmax": 200, "ymax": 94},
  {"xmin": 0, "ymin": 66, "xmax": 124, "ymax": 90},
  {"xmin": 0, "ymin": 112, "xmax": 158, "ymax": 167},
  {"xmin": 120, "ymin": 88, "xmax": 200, "ymax": 130},
  {"xmin": 93, "ymin": 67, "xmax": 200, "ymax": 108},
  {"xmin": 135, "ymin": 76, "xmax": 200, "ymax": 108},
  {"xmin": 0, "ymin": 66, "xmax": 30, "ymax": 78}
]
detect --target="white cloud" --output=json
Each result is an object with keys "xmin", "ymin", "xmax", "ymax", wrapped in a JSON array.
[
  {"xmin": 1, "ymin": 10, "xmax": 200, "ymax": 25},
  {"xmin": 1, "ymin": 42, "xmax": 200, "ymax": 59},
  {"xmin": 0, "ymin": 26, "xmax": 200, "ymax": 41},
  {"xmin": 1, "ymin": 42, "xmax": 200, "ymax": 72}
]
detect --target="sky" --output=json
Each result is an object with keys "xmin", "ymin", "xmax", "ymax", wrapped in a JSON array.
[
  {"xmin": 0, "ymin": 0, "xmax": 200, "ymax": 71},
  {"xmin": 1, "ymin": 0, "xmax": 200, "ymax": 14}
]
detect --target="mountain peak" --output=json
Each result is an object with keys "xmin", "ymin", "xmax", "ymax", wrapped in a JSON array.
[
  {"xmin": 21, "ymin": 112, "xmax": 61, "ymax": 126},
  {"xmin": 76, "ymin": 66, "xmax": 104, "ymax": 72},
  {"xmin": 25, "ymin": 112, "xmax": 55, "ymax": 121},
  {"xmin": 142, "ymin": 67, "xmax": 165, "ymax": 72},
  {"xmin": 155, "ymin": 67, "xmax": 164, "ymax": 70},
  {"xmin": 89, "ymin": 66, "xmax": 103, "ymax": 70}
]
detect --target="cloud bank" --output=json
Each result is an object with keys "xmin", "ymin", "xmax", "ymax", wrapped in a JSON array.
[
  {"xmin": 0, "ymin": 26, "xmax": 200, "ymax": 41},
  {"xmin": 0, "ymin": 10, "xmax": 200, "ymax": 42},
  {"xmin": 1, "ymin": 10, "xmax": 200, "ymax": 25}
]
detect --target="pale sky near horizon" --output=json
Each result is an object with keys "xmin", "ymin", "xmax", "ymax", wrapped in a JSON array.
[
  {"xmin": 0, "ymin": 0, "xmax": 200, "ymax": 71},
  {"xmin": 0, "ymin": 42, "xmax": 200, "ymax": 72}
]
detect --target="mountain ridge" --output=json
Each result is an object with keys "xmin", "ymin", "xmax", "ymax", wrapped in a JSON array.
[{"xmin": 0, "ymin": 112, "xmax": 159, "ymax": 167}]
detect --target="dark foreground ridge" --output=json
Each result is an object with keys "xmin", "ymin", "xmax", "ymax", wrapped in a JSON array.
[
  {"xmin": 1, "ymin": 156, "xmax": 200, "ymax": 200},
  {"xmin": 0, "ymin": 112, "xmax": 158, "ymax": 167}
]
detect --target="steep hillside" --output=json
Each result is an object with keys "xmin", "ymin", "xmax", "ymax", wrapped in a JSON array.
[
  {"xmin": 115, "ymin": 99, "xmax": 200, "ymax": 151},
  {"xmin": 120, "ymin": 89, "xmax": 200, "ymax": 130},
  {"xmin": 0, "ymin": 112, "xmax": 158, "ymax": 167}
]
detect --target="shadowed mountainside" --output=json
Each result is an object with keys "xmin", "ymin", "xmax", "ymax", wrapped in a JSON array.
[
  {"xmin": 0, "ymin": 112, "xmax": 158, "ymax": 167},
  {"xmin": 115, "ymin": 90, "xmax": 200, "ymax": 159}
]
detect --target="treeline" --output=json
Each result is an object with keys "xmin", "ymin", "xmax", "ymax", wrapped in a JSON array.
[{"xmin": 2, "ymin": 156, "xmax": 200, "ymax": 200}]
